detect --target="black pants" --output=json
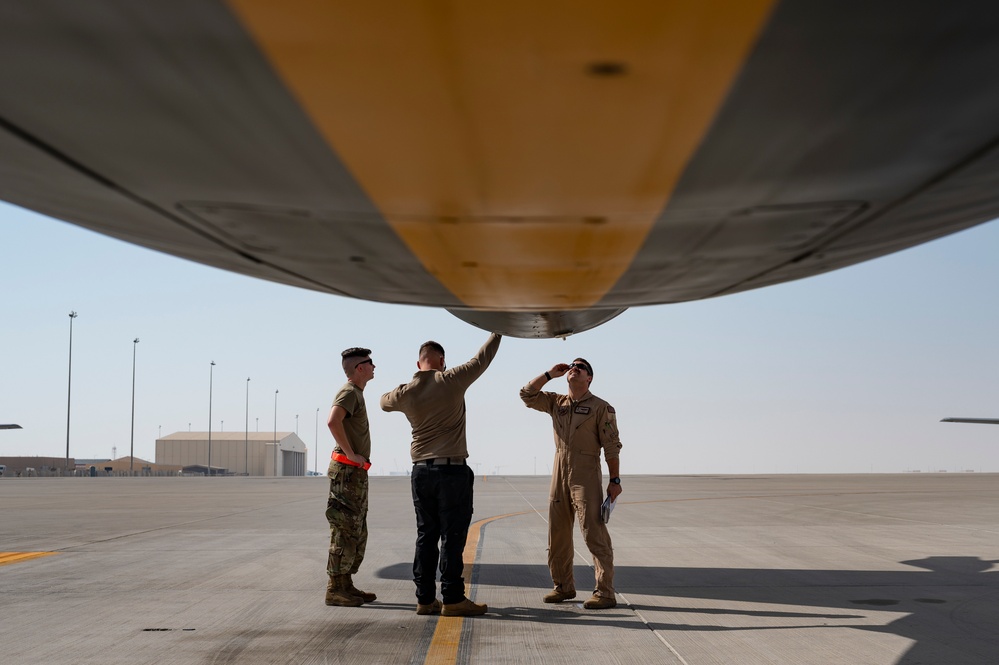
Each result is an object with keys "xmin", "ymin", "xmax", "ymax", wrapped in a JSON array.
[{"xmin": 411, "ymin": 462, "xmax": 474, "ymax": 605}]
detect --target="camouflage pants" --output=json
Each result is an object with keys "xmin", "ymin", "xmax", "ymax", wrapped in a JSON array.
[{"xmin": 326, "ymin": 458, "xmax": 369, "ymax": 577}]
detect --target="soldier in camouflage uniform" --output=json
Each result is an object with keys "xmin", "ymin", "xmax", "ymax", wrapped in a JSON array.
[{"xmin": 325, "ymin": 347, "xmax": 377, "ymax": 607}]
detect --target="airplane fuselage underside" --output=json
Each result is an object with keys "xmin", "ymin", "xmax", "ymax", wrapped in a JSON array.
[{"xmin": 2, "ymin": 1, "xmax": 998, "ymax": 337}]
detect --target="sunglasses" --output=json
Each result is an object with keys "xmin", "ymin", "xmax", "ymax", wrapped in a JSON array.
[
  {"xmin": 568, "ymin": 362, "xmax": 591, "ymax": 374},
  {"xmin": 356, "ymin": 359, "xmax": 374, "ymax": 367}
]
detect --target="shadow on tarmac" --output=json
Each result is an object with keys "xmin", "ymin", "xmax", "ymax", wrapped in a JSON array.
[{"xmin": 377, "ymin": 555, "xmax": 999, "ymax": 664}]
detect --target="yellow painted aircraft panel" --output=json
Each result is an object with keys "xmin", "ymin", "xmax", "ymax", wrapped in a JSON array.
[{"xmin": 228, "ymin": 0, "xmax": 774, "ymax": 310}]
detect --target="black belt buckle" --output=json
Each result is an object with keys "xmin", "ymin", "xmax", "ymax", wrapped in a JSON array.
[{"xmin": 420, "ymin": 457, "xmax": 462, "ymax": 466}]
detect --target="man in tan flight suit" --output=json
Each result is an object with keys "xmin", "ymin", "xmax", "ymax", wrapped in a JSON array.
[
  {"xmin": 520, "ymin": 357, "xmax": 622, "ymax": 609},
  {"xmin": 324, "ymin": 347, "xmax": 377, "ymax": 607},
  {"xmin": 380, "ymin": 332, "xmax": 501, "ymax": 617}
]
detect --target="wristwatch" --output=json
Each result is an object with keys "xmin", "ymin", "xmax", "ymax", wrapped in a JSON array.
[{"xmin": 609, "ymin": 477, "xmax": 621, "ymax": 485}]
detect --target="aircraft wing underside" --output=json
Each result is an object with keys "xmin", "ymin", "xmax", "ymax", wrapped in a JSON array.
[{"xmin": 2, "ymin": 1, "xmax": 999, "ymax": 337}]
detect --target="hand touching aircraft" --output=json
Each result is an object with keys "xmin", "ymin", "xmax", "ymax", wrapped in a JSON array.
[{"xmin": 2, "ymin": 1, "xmax": 998, "ymax": 337}]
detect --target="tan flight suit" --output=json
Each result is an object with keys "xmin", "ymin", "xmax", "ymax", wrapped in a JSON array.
[{"xmin": 520, "ymin": 386, "xmax": 622, "ymax": 599}]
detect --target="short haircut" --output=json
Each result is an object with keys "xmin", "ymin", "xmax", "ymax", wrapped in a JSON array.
[
  {"xmin": 419, "ymin": 340, "xmax": 445, "ymax": 359},
  {"xmin": 341, "ymin": 347, "xmax": 372, "ymax": 376},
  {"xmin": 572, "ymin": 357, "xmax": 593, "ymax": 376}
]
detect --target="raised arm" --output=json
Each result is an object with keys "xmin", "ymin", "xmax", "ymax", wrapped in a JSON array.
[
  {"xmin": 445, "ymin": 332, "xmax": 502, "ymax": 388},
  {"xmin": 520, "ymin": 363, "xmax": 570, "ymax": 412},
  {"xmin": 524, "ymin": 363, "xmax": 570, "ymax": 393}
]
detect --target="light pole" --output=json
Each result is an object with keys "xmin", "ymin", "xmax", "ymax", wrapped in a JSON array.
[
  {"xmin": 208, "ymin": 361, "xmax": 215, "ymax": 476},
  {"xmin": 245, "ymin": 377, "xmax": 250, "ymax": 476},
  {"xmin": 130, "ymin": 338, "xmax": 139, "ymax": 473},
  {"xmin": 273, "ymin": 390, "xmax": 279, "ymax": 477},
  {"xmin": 314, "ymin": 407, "xmax": 319, "ymax": 475},
  {"xmin": 158, "ymin": 425, "xmax": 161, "ymax": 438},
  {"xmin": 65, "ymin": 311, "xmax": 78, "ymax": 474},
  {"xmin": 296, "ymin": 413, "xmax": 299, "ymax": 435}
]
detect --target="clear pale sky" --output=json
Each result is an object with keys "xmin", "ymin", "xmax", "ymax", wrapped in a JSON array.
[{"xmin": 2, "ymin": 201, "xmax": 997, "ymax": 475}]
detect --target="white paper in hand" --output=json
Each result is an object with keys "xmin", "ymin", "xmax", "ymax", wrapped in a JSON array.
[{"xmin": 600, "ymin": 495, "xmax": 617, "ymax": 524}]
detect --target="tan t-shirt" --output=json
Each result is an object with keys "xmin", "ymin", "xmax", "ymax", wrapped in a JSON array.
[
  {"xmin": 332, "ymin": 382, "xmax": 371, "ymax": 460},
  {"xmin": 380, "ymin": 333, "xmax": 501, "ymax": 462}
]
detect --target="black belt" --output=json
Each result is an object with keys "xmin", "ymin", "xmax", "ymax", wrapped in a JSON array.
[{"xmin": 416, "ymin": 457, "xmax": 466, "ymax": 466}]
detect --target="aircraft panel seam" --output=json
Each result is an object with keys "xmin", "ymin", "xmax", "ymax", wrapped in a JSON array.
[
  {"xmin": 710, "ymin": 130, "xmax": 999, "ymax": 299},
  {"xmin": 0, "ymin": 113, "xmax": 352, "ymax": 297}
]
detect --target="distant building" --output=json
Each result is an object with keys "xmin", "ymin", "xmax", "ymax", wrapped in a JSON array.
[
  {"xmin": 155, "ymin": 432, "xmax": 307, "ymax": 476},
  {"xmin": 75, "ymin": 457, "xmax": 182, "ymax": 476},
  {"xmin": 0, "ymin": 456, "xmax": 73, "ymax": 476}
]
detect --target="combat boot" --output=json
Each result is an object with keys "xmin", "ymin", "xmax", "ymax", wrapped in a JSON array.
[
  {"xmin": 344, "ymin": 574, "xmax": 377, "ymax": 603},
  {"xmin": 416, "ymin": 599, "xmax": 442, "ymax": 615},
  {"xmin": 582, "ymin": 593, "xmax": 617, "ymax": 610},
  {"xmin": 325, "ymin": 575, "xmax": 363, "ymax": 607},
  {"xmin": 442, "ymin": 598, "xmax": 487, "ymax": 617},
  {"xmin": 543, "ymin": 589, "xmax": 576, "ymax": 603}
]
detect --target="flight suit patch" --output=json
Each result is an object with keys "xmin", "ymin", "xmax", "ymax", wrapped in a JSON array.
[
  {"xmin": 574, "ymin": 406, "xmax": 590, "ymax": 414},
  {"xmin": 558, "ymin": 406, "xmax": 569, "ymax": 416}
]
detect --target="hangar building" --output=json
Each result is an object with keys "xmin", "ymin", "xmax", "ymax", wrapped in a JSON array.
[{"xmin": 156, "ymin": 432, "xmax": 307, "ymax": 476}]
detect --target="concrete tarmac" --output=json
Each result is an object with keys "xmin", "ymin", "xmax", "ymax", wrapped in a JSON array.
[{"xmin": 2, "ymin": 473, "xmax": 999, "ymax": 664}]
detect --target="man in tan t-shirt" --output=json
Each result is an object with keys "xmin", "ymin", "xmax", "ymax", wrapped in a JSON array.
[
  {"xmin": 324, "ymin": 347, "xmax": 376, "ymax": 607},
  {"xmin": 380, "ymin": 332, "xmax": 501, "ymax": 617}
]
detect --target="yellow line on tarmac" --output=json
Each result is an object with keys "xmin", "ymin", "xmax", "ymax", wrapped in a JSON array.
[
  {"xmin": 0, "ymin": 552, "xmax": 56, "ymax": 567},
  {"xmin": 424, "ymin": 511, "xmax": 530, "ymax": 665},
  {"xmin": 424, "ymin": 615, "xmax": 463, "ymax": 665}
]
